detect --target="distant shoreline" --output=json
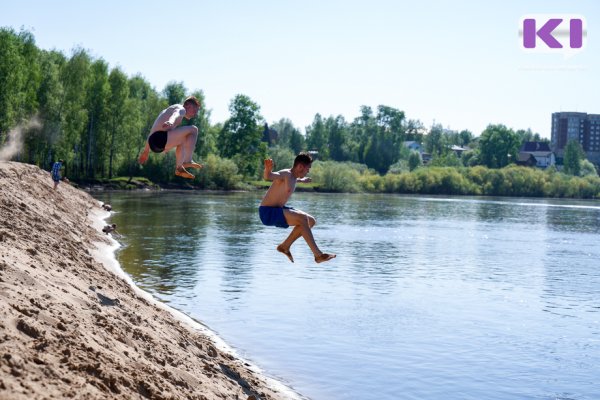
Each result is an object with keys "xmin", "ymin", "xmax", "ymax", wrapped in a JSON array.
[{"xmin": 73, "ymin": 163, "xmax": 600, "ymax": 199}]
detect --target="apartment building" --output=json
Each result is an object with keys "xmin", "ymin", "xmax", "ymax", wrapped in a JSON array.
[{"xmin": 551, "ymin": 112, "xmax": 600, "ymax": 164}]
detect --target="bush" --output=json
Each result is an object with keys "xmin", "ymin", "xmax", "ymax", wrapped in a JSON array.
[
  {"xmin": 302, "ymin": 159, "xmax": 600, "ymax": 199},
  {"xmin": 358, "ymin": 172, "xmax": 384, "ymax": 192},
  {"xmin": 196, "ymin": 154, "xmax": 243, "ymax": 190},
  {"xmin": 580, "ymin": 159, "xmax": 598, "ymax": 177},
  {"xmin": 310, "ymin": 161, "xmax": 362, "ymax": 192}
]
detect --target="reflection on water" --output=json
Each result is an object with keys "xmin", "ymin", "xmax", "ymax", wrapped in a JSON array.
[{"xmin": 94, "ymin": 191, "xmax": 600, "ymax": 400}]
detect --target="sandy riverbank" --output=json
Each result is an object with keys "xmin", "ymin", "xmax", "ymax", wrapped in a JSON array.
[{"xmin": 0, "ymin": 161, "xmax": 301, "ymax": 400}]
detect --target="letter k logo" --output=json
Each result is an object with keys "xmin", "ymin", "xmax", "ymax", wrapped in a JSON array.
[
  {"xmin": 523, "ymin": 18, "xmax": 563, "ymax": 48},
  {"xmin": 519, "ymin": 14, "xmax": 586, "ymax": 56}
]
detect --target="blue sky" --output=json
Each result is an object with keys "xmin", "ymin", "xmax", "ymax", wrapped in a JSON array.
[{"xmin": 1, "ymin": 0, "xmax": 598, "ymax": 138}]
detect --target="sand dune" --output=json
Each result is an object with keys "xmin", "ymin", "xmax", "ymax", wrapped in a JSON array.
[{"xmin": 0, "ymin": 161, "xmax": 300, "ymax": 400}]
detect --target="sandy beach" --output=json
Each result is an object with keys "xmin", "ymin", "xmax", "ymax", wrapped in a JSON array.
[{"xmin": 0, "ymin": 161, "xmax": 300, "ymax": 400}]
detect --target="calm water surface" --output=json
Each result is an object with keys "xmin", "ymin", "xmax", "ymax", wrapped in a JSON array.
[{"xmin": 94, "ymin": 191, "xmax": 600, "ymax": 400}]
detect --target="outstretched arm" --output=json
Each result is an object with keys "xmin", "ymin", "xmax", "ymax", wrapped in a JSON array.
[
  {"xmin": 263, "ymin": 159, "xmax": 275, "ymax": 180},
  {"xmin": 263, "ymin": 158, "xmax": 288, "ymax": 181},
  {"xmin": 138, "ymin": 142, "xmax": 150, "ymax": 164}
]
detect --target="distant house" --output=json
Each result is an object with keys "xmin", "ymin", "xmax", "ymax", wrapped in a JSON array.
[
  {"xmin": 449, "ymin": 145, "xmax": 469, "ymax": 157},
  {"xmin": 516, "ymin": 152, "xmax": 537, "ymax": 167},
  {"xmin": 403, "ymin": 141, "xmax": 422, "ymax": 153},
  {"xmin": 519, "ymin": 142, "xmax": 555, "ymax": 168}
]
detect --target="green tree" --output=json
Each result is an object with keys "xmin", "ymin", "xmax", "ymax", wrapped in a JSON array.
[
  {"xmin": 0, "ymin": 28, "xmax": 26, "ymax": 138},
  {"xmin": 376, "ymin": 105, "xmax": 405, "ymax": 136},
  {"xmin": 126, "ymin": 74, "xmax": 164, "ymax": 179},
  {"xmin": 408, "ymin": 151, "xmax": 422, "ymax": 171},
  {"xmin": 17, "ymin": 30, "xmax": 41, "ymax": 118},
  {"xmin": 515, "ymin": 128, "xmax": 544, "ymax": 144},
  {"xmin": 404, "ymin": 119, "xmax": 426, "ymax": 142},
  {"xmin": 306, "ymin": 113, "xmax": 328, "ymax": 159},
  {"xmin": 289, "ymin": 126, "xmax": 306, "ymax": 155},
  {"xmin": 376, "ymin": 105, "xmax": 406, "ymax": 167},
  {"xmin": 271, "ymin": 118, "xmax": 305, "ymax": 154},
  {"xmin": 59, "ymin": 47, "xmax": 92, "ymax": 179},
  {"xmin": 119, "ymin": 96, "xmax": 145, "ymax": 179},
  {"xmin": 107, "ymin": 67, "xmax": 129, "ymax": 178},
  {"xmin": 188, "ymin": 89, "xmax": 210, "ymax": 158},
  {"xmin": 218, "ymin": 94, "xmax": 265, "ymax": 177},
  {"xmin": 345, "ymin": 105, "xmax": 408, "ymax": 172},
  {"xmin": 478, "ymin": 124, "xmax": 521, "ymax": 169},
  {"xmin": 458, "ymin": 129, "xmax": 474, "ymax": 147},
  {"xmin": 35, "ymin": 50, "xmax": 66, "ymax": 167},
  {"xmin": 424, "ymin": 123, "xmax": 446, "ymax": 157},
  {"xmin": 84, "ymin": 59, "xmax": 110, "ymax": 178},
  {"xmin": 363, "ymin": 126, "xmax": 397, "ymax": 174},
  {"xmin": 163, "ymin": 81, "xmax": 186, "ymax": 105},
  {"xmin": 563, "ymin": 139, "xmax": 585, "ymax": 176},
  {"xmin": 326, "ymin": 115, "xmax": 349, "ymax": 161},
  {"xmin": 351, "ymin": 106, "xmax": 376, "ymax": 164},
  {"xmin": 202, "ymin": 123, "xmax": 221, "ymax": 159}
]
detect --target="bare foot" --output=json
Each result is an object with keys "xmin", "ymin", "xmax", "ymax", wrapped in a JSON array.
[
  {"xmin": 277, "ymin": 245, "xmax": 294, "ymax": 263},
  {"xmin": 315, "ymin": 253, "xmax": 336, "ymax": 263},
  {"xmin": 183, "ymin": 161, "xmax": 203, "ymax": 169},
  {"xmin": 175, "ymin": 166, "xmax": 195, "ymax": 179}
]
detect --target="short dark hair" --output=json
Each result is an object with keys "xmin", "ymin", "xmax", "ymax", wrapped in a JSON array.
[
  {"xmin": 293, "ymin": 152, "xmax": 312, "ymax": 167},
  {"xmin": 183, "ymin": 96, "xmax": 200, "ymax": 107},
  {"xmin": 58, "ymin": 159, "xmax": 64, "ymax": 163}
]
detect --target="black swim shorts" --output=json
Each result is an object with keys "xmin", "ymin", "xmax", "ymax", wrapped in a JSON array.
[{"xmin": 148, "ymin": 130, "xmax": 168, "ymax": 153}]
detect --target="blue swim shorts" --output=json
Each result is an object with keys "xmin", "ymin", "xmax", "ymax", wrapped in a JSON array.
[{"xmin": 259, "ymin": 206, "xmax": 292, "ymax": 228}]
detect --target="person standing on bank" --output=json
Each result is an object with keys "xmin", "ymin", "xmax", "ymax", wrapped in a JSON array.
[
  {"xmin": 51, "ymin": 159, "xmax": 65, "ymax": 190},
  {"xmin": 259, "ymin": 152, "xmax": 336, "ymax": 264},
  {"xmin": 138, "ymin": 96, "xmax": 203, "ymax": 179}
]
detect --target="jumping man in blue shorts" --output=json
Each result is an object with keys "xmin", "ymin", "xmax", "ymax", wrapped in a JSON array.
[{"xmin": 259, "ymin": 152, "xmax": 336, "ymax": 264}]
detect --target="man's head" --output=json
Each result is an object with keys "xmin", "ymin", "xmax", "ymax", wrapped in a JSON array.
[
  {"xmin": 58, "ymin": 159, "xmax": 64, "ymax": 164},
  {"xmin": 292, "ymin": 152, "xmax": 313, "ymax": 177},
  {"xmin": 183, "ymin": 96, "xmax": 201, "ymax": 118}
]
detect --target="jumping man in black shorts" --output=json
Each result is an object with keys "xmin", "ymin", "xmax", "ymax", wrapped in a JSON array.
[{"xmin": 138, "ymin": 96, "xmax": 203, "ymax": 179}]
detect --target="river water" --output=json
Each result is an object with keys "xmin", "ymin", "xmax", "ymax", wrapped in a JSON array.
[{"xmin": 93, "ymin": 191, "xmax": 600, "ymax": 400}]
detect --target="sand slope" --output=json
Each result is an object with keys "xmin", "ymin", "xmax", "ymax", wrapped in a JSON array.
[{"xmin": 0, "ymin": 161, "xmax": 297, "ymax": 400}]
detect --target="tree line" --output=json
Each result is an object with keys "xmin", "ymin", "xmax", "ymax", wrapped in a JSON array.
[{"xmin": 1, "ymin": 27, "xmax": 598, "ymax": 197}]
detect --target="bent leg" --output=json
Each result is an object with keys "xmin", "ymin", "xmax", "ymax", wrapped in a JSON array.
[
  {"xmin": 163, "ymin": 125, "xmax": 198, "ymax": 165},
  {"xmin": 280, "ymin": 215, "xmax": 315, "ymax": 249},
  {"xmin": 184, "ymin": 126, "xmax": 199, "ymax": 163},
  {"xmin": 281, "ymin": 208, "xmax": 321, "ymax": 256},
  {"xmin": 175, "ymin": 146, "xmax": 183, "ymax": 167}
]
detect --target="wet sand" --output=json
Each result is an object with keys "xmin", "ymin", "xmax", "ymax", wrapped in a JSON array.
[{"xmin": 0, "ymin": 161, "xmax": 301, "ymax": 400}]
